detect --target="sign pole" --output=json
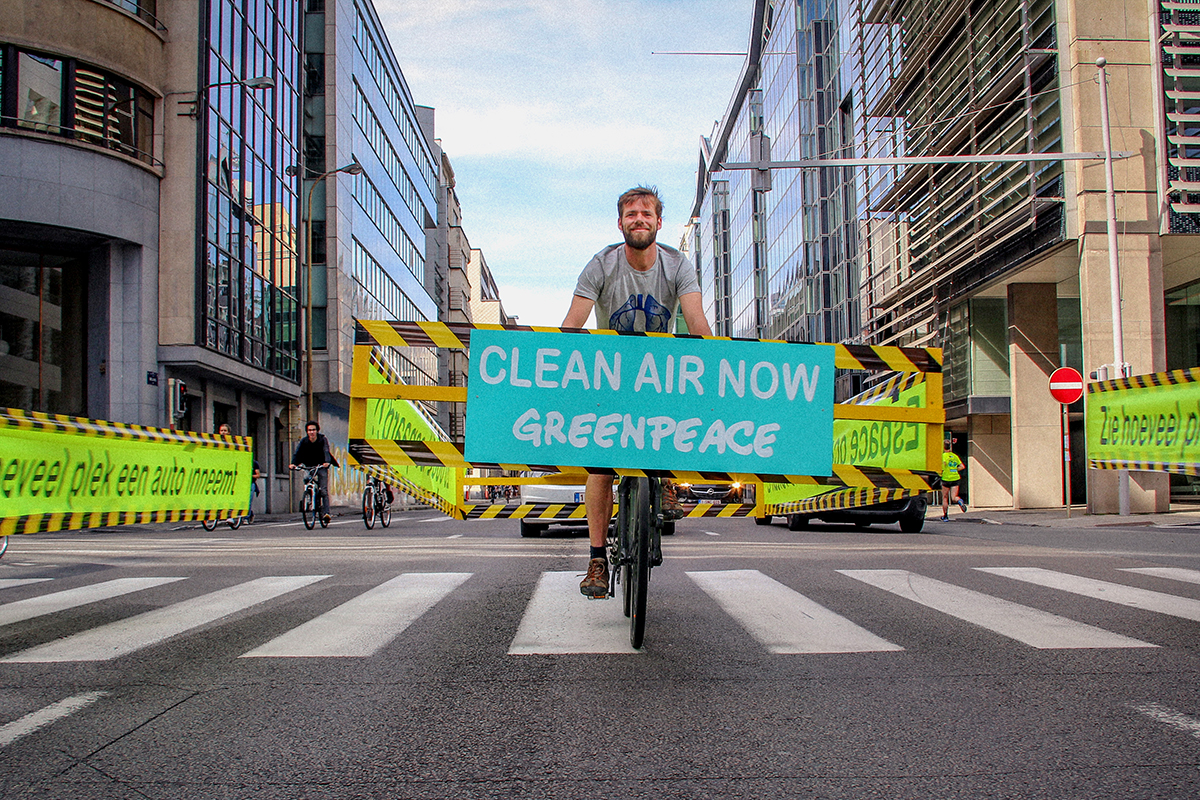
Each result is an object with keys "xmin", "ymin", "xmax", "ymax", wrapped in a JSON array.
[
  {"xmin": 1063, "ymin": 403, "xmax": 1072, "ymax": 519},
  {"xmin": 1049, "ymin": 367, "xmax": 1085, "ymax": 519}
]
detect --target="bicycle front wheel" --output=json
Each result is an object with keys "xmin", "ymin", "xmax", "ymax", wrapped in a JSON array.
[
  {"xmin": 362, "ymin": 486, "xmax": 376, "ymax": 529},
  {"xmin": 380, "ymin": 500, "xmax": 392, "ymax": 527},
  {"xmin": 201, "ymin": 517, "xmax": 218, "ymax": 531},
  {"xmin": 627, "ymin": 477, "xmax": 652, "ymax": 648},
  {"xmin": 302, "ymin": 488, "xmax": 317, "ymax": 529}
]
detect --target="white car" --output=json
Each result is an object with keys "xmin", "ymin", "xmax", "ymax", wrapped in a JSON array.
[
  {"xmin": 518, "ymin": 480, "xmax": 676, "ymax": 537},
  {"xmin": 519, "ymin": 481, "xmax": 590, "ymax": 538}
]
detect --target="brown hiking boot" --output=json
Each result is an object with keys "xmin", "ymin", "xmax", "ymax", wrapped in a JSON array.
[
  {"xmin": 579, "ymin": 558, "xmax": 609, "ymax": 598},
  {"xmin": 662, "ymin": 481, "xmax": 685, "ymax": 520}
]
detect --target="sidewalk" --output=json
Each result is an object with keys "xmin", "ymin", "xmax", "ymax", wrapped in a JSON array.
[{"xmin": 934, "ymin": 504, "xmax": 1200, "ymax": 529}]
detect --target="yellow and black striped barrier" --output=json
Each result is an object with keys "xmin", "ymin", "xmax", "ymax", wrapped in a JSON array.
[
  {"xmin": 0, "ymin": 407, "xmax": 253, "ymax": 536},
  {"xmin": 349, "ymin": 320, "xmax": 944, "ymax": 521},
  {"xmin": 764, "ymin": 487, "xmax": 926, "ymax": 516}
]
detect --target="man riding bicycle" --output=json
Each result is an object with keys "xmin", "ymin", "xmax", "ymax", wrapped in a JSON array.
[
  {"xmin": 561, "ymin": 186, "xmax": 712, "ymax": 598},
  {"xmin": 291, "ymin": 420, "xmax": 339, "ymax": 525}
]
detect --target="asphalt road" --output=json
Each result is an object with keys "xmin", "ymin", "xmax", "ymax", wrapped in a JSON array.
[{"xmin": 1, "ymin": 511, "xmax": 1199, "ymax": 798}]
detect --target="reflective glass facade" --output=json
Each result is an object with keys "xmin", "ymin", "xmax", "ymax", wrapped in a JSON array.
[
  {"xmin": 334, "ymin": 0, "xmax": 439, "ymax": 388},
  {"xmin": 691, "ymin": 0, "xmax": 1064, "ymax": 399},
  {"xmin": 201, "ymin": 0, "xmax": 302, "ymax": 379}
]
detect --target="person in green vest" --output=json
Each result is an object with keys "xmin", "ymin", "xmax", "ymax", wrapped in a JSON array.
[{"xmin": 940, "ymin": 437, "xmax": 967, "ymax": 521}]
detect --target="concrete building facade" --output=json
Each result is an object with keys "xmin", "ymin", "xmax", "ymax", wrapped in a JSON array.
[
  {"xmin": 688, "ymin": 0, "xmax": 1200, "ymax": 512},
  {"xmin": 0, "ymin": 0, "xmax": 460, "ymax": 513}
]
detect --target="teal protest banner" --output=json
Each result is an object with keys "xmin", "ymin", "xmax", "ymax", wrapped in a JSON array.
[{"xmin": 463, "ymin": 329, "xmax": 835, "ymax": 476}]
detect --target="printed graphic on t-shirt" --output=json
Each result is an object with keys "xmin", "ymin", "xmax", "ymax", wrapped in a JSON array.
[{"xmin": 610, "ymin": 293, "xmax": 671, "ymax": 332}]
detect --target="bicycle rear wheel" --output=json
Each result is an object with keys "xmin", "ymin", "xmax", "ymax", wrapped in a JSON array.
[
  {"xmin": 201, "ymin": 517, "xmax": 218, "ymax": 531},
  {"xmin": 362, "ymin": 486, "xmax": 376, "ymax": 529},
  {"xmin": 627, "ymin": 477, "xmax": 652, "ymax": 648},
  {"xmin": 302, "ymin": 488, "xmax": 317, "ymax": 529},
  {"xmin": 379, "ymin": 500, "xmax": 392, "ymax": 527},
  {"xmin": 226, "ymin": 515, "xmax": 243, "ymax": 530}
]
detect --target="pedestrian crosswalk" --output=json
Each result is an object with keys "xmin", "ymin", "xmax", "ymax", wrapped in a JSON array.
[{"xmin": 0, "ymin": 566, "xmax": 1198, "ymax": 661}]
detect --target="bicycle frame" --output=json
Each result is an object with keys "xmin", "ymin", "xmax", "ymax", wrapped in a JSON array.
[{"xmin": 608, "ymin": 476, "xmax": 663, "ymax": 648}]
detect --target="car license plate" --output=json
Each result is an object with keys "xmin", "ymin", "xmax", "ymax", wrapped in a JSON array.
[{"xmin": 574, "ymin": 492, "xmax": 585, "ymax": 503}]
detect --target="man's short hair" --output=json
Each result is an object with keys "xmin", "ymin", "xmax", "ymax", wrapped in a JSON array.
[
  {"xmin": 306, "ymin": 420, "xmax": 320, "ymax": 431},
  {"xmin": 617, "ymin": 186, "xmax": 663, "ymax": 218}
]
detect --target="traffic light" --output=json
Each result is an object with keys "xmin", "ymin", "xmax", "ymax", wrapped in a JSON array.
[{"xmin": 168, "ymin": 378, "xmax": 187, "ymax": 420}]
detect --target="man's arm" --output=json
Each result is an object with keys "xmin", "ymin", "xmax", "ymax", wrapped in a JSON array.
[
  {"xmin": 678, "ymin": 292, "xmax": 713, "ymax": 337},
  {"xmin": 562, "ymin": 294, "xmax": 595, "ymax": 328}
]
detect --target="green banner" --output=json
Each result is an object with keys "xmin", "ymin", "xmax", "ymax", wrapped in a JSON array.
[
  {"xmin": 831, "ymin": 377, "xmax": 928, "ymax": 470},
  {"xmin": 362, "ymin": 365, "xmax": 458, "ymax": 510},
  {"xmin": 0, "ymin": 408, "xmax": 251, "ymax": 534},
  {"xmin": 1086, "ymin": 368, "xmax": 1200, "ymax": 474},
  {"xmin": 766, "ymin": 375, "xmax": 930, "ymax": 508}
]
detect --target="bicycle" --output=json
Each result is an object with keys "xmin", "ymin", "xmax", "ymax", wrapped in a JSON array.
[
  {"xmin": 201, "ymin": 477, "xmax": 257, "ymax": 531},
  {"xmin": 201, "ymin": 513, "xmax": 246, "ymax": 531},
  {"xmin": 361, "ymin": 475, "xmax": 393, "ymax": 529},
  {"xmin": 607, "ymin": 475, "xmax": 666, "ymax": 649},
  {"xmin": 295, "ymin": 465, "xmax": 330, "ymax": 530}
]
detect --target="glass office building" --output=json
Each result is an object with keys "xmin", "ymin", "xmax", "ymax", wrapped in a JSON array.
[{"xmin": 692, "ymin": 0, "xmax": 1200, "ymax": 511}]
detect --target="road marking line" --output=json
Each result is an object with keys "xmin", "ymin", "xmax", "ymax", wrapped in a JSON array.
[
  {"xmin": 1131, "ymin": 702, "xmax": 1200, "ymax": 740},
  {"xmin": 840, "ymin": 569, "xmax": 1154, "ymax": 649},
  {"xmin": 703, "ymin": 531, "xmax": 720, "ymax": 536},
  {"xmin": 1, "ymin": 576, "xmax": 330, "ymax": 663},
  {"xmin": 509, "ymin": 572, "xmax": 641, "ymax": 655},
  {"xmin": 0, "ymin": 578, "xmax": 187, "ymax": 627},
  {"xmin": 0, "ymin": 692, "xmax": 108, "ymax": 748},
  {"xmin": 977, "ymin": 567, "xmax": 1200, "ymax": 622},
  {"xmin": 446, "ymin": 534, "xmax": 464, "ymax": 539},
  {"xmin": 0, "ymin": 578, "xmax": 54, "ymax": 591},
  {"xmin": 1121, "ymin": 567, "xmax": 1200, "ymax": 585},
  {"xmin": 689, "ymin": 569, "xmax": 903, "ymax": 654},
  {"xmin": 242, "ymin": 573, "xmax": 472, "ymax": 657}
]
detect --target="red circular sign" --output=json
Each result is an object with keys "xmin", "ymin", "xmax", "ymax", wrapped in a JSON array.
[{"xmin": 1049, "ymin": 367, "xmax": 1085, "ymax": 404}]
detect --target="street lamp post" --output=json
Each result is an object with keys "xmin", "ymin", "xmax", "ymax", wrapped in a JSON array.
[
  {"xmin": 290, "ymin": 160, "xmax": 363, "ymax": 422},
  {"xmin": 1096, "ymin": 57, "xmax": 1131, "ymax": 516}
]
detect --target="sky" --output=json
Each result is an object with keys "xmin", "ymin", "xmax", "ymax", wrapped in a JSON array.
[{"xmin": 376, "ymin": 0, "xmax": 757, "ymax": 326}]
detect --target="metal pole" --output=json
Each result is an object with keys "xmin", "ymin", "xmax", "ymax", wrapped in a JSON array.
[
  {"xmin": 1063, "ymin": 403, "xmax": 1072, "ymax": 519},
  {"xmin": 1097, "ymin": 57, "xmax": 1131, "ymax": 516},
  {"xmin": 305, "ymin": 179, "xmax": 318, "ymax": 424}
]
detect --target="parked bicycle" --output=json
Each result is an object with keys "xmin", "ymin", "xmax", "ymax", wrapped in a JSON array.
[
  {"xmin": 361, "ymin": 475, "xmax": 393, "ymax": 529},
  {"xmin": 295, "ymin": 465, "xmax": 330, "ymax": 530},
  {"xmin": 607, "ymin": 476, "xmax": 666, "ymax": 649}
]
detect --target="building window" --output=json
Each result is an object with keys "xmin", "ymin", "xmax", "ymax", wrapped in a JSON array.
[
  {"xmin": 0, "ymin": 247, "xmax": 87, "ymax": 415},
  {"xmin": 199, "ymin": 0, "xmax": 302, "ymax": 381},
  {"xmin": 0, "ymin": 44, "xmax": 156, "ymax": 164},
  {"xmin": 16, "ymin": 52, "xmax": 62, "ymax": 131}
]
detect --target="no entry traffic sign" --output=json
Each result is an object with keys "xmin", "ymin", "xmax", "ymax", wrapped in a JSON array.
[{"xmin": 1049, "ymin": 367, "xmax": 1085, "ymax": 405}]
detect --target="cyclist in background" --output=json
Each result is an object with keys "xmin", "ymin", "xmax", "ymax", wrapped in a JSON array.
[
  {"xmin": 562, "ymin": 186, "xmax": 713, "ymax": 598},
  {"xmin": 291, "ymin": 420, "xmax": 339, "ymax": 525},
  {"xmin": 940, "ymin": 437, "xmax": 968, "ymax": 521}
]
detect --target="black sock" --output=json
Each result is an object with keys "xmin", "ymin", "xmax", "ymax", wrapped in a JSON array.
[{"xmin": 590, "ymin": 546, "xmax": 607, "ymax": 561}]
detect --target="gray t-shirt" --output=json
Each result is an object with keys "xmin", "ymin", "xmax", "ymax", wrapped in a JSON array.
[{"xmin": 572, "ymin": 244, "xmax": 701, "ymax": 332}]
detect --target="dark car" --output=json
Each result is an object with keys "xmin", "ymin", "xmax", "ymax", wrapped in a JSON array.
[
  {"xmin": 679, "ymin": 481, "xmax": 743, "ymax": 503},
  {"xmin": 759, "ymin": 495, "xmax": 928, "ymax": 533}
]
